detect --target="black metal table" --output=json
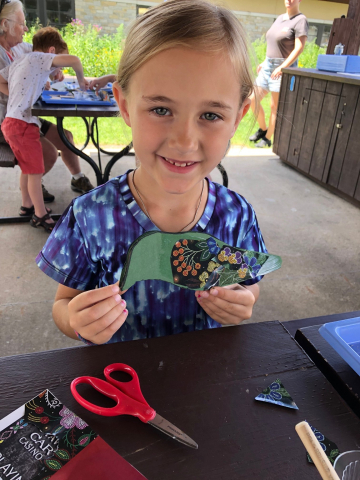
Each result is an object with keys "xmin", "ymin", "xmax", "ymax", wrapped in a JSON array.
[
  {"xmin": 31, "ymin": 101, "xmax": 131, "ymax": 187},
  {"xmin": 0, "ymin": 103, "xmax": 131, "ymax": 224}
]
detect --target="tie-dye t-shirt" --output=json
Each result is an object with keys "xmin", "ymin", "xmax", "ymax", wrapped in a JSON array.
[{"xmin": 36, "ymin": 171, "xmax": 267, "ymax": 344}]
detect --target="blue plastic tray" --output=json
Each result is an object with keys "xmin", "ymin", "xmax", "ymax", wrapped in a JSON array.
[
  {"xmin": 41, "ymin": 91, "xmax": 115, "ymax": 106},
  {"xmin": 319, "ymin": 317, "xmax": 360, "ymax": 376},
  {"xmin": 317, "ymin": 54, "xmax": 360, "ymax": 73}
]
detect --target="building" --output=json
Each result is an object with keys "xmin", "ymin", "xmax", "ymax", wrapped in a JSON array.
[{"xmin": 23, "ymin": 0, "xmax": 349, "ymax": 47}]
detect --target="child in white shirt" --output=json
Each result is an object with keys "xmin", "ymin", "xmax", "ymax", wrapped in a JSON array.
[{"xmin": 0, "ymin": 26, "xmax": 88, "ymax": 232}]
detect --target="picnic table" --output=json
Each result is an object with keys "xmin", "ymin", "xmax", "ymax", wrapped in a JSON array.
[
  {"xmin": 1, "ymin": 313, "xmax": 360, "ymax": 479},
  {"xmin": 31, "ymin": 100, "xmax": 130, "ymax": 187}
]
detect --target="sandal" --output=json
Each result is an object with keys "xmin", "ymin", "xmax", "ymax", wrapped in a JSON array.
[
  {"xmin": 30, "ymin": 212, "xmax": 57, "ymax": 233},
  {"xmin": 19, "ymin": 205, "xmax": 52, "ymax": 217}
]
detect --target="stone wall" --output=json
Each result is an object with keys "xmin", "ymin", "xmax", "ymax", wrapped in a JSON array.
[
  {"xmin": 74, "ymin": 1, "xmax": 276, "ymax": 40},
  {"xmin": 234, "ymin": 13, "xmax": 275, "ymax": 43},
  {"xmin": 75, "ymin": 0, "xmax": 136, "ymax": 34}
]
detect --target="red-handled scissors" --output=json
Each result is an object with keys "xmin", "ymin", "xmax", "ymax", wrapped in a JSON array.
[{"xmin": 70, "ymin": 363, "xmax": 198, "ymax": 449}]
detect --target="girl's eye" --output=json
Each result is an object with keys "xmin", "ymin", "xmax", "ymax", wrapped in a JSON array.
[
  {"xmin": 152, "ymin": 107, "xmax": 170, "ymax": 116},
  {"xmin": 202, "ymin": 112, "xmax": 220, "ymax": 121}
]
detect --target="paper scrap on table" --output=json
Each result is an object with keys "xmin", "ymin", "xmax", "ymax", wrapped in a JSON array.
[
  {"xmin": 255, "ymin": 378, "xmax": 299, "ymax": 410},
  {"xmin": 0, "ymin": 389, "xmax": 147, "ymax": 479},
  {"xmin": 119, "ymin": 231, "xmax": 282, "ymax": 291},
  {"xmin": 306, "ymin": 422, "xmax": 340, "ymax": 465}
]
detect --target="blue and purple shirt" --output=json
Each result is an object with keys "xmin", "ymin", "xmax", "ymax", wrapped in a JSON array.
[{"xmin": 36, "ymin": 171, "xmax": 267, "ymax": 344}]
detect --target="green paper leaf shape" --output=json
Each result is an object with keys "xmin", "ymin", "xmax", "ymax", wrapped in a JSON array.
[{"xmin": 119, "ymin": 232, "xmax": 282, "ymax": 291}]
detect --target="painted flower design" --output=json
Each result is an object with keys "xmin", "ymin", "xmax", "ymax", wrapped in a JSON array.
[
  {"xmin": 59, "ymin": 406, "xmax": 88, "ymax": 430},
  {"xmin": 243, "ymin": 256, "xmax": 261, "ymax": 278},
  {"xmin": 199, "ymin": 271, "xmax": 209, "ymax": 288},
  {"xmin": 260, "ymin": 381, "xmax": 283, "ymax": 401},
  {"xmin": 9, "ymin": 419, "xmax": 28, "ymax": 433},
  {"xmin": 206, "ymin": 237, "xmax": 220, "ymax": 255},
  {"xmin": 309, "ymin": 425, "xmax": 326, "ymax": 452},
  {"xmin": 237, "ymin": 267, "xmax": 247, "ymax": 279},
  {"xmin": 207, "ymin": 261, "xmax": 220, "ymax": 272}
]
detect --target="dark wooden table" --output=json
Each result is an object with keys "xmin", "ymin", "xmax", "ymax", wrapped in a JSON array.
[
  {"xmin": 2, "ymin": 320, "xmax": 360, "ymax": 479},
  {"xmin": 31, "ymin": 101, "xmax": 132, "ymax": 186},
  {"xmin": 295, "ymin": 315, "xmax": 360, "ymax": 420}
]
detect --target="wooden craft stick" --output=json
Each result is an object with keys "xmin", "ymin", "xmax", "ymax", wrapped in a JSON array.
[{"xmin": 295, "ymin": 422, "xmax": 340, "ymax": 480}]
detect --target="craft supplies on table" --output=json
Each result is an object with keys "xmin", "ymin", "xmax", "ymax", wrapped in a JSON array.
[
  {"xmin": 50, "ymin": 81, "xmax": 113, "ymax": 93},
  {"xmin": 0, "ymin": 389, "xmax": 147, "ymax": 479},
  {"xmin": 71, "ymin": 362, "xmax": 198, "ymax": 449},
  {"xmin": 295, "ymin": 421, "xmax": 340, "ymax": 480},
  {"xmin": 319, "ymin": 317, "xmax": 360, "ymax": 376},
  {"xmin": 41, "ymin": 90, "xmax": 115, "ymax": 106}
]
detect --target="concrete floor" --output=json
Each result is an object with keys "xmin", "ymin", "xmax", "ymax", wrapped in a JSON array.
[{"xmin": 1, "ymin": 147, "xmax": 359, "ymax": 358}]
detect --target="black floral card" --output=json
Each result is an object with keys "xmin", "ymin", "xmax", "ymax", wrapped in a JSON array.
[{"xmin": 0, "ymin": 390, "xmax": 147, "ymax": 480}]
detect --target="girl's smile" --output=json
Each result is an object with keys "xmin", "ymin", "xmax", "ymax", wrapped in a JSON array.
[{"xmin": 160, "ymin": 155, "xmax": 198, "ymax": 174}]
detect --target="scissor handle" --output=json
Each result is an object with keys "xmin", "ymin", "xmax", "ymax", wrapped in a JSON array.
[
  {"xmin": 104, "ymin": 363, "xmax": 151, "ymax": 407},
  {"xmin": 70, "ymin": 376, "xmax": 156, "ymax": 423}
]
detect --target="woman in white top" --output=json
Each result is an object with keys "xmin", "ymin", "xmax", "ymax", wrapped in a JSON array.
[
  {"xmin": 0, "ymin": 0, "xmax": 94, "ymax": 210},
  {"xmin": 249, "ymin": 0, "xmax": 308, "ymax": 148}
]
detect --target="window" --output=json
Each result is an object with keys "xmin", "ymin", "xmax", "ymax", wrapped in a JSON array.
[
  {"xmin": 308, "ymin": 22, "xmax": 333, "ymax": 48},
  {"xmin": 23, "ymin": 0, "xmax": 75, "ymax": 28},
  {"xmin": 137, "ymin": 5, "xmax": 150, "ymax": 16}
]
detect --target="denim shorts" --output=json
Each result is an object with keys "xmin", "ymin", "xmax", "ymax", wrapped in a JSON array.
[{"xmin": 255, "ymin": 57, "xmax": 297, "ymax": 93}]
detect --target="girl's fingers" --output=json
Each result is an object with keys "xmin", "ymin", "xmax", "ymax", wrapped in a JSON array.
[
  {"xmin": 71, "ymin": 283, "xmax": 120, "ymax": 312},
  {"xmin": 91, "ymin": 310, "xmax": 129, "ymax": 345},
  {"xmin": 77, "ymin": 294, "xmax": 124, "ymax": 328},
  {"xmin": 197, "ymin": 286, "xmax": 253, "ymax": 305},
  {"xmin": 196, "ymin": 286, "xmax": 254, "ymax": 322},
  {"xmin": 199, "ymin": 298, "xmax": 245, "ymax": 324},
  {"xmin": 199, "ymin": 294, "xmax": 244, "ymax": 318},
  {"xmin": 79, "ymin": 300, "xmax": 127, "ymax": 340}
]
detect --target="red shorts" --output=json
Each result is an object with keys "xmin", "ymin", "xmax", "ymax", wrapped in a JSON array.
[{"xmin": 1, "ymin": 118, "xmax": 44, "ymax": 174}]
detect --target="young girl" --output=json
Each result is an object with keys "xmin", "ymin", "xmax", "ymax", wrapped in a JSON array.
[{"xmin": 36, "ymin": 0, "xmax": 268, "ymax": 345}]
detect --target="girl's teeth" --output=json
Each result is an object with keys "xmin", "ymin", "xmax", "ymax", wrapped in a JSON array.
[{"xmin": 164, "ymin": 157, "xmax": 194, "ymax": 167}]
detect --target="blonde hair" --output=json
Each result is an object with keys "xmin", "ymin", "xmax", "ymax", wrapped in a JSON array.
[
  {"xmin": 117, "ymin": 0, "xmax": 254, "ymax": 106},
  {"xmin": 0, "ymin": 0, "xmax": 25, "ymax": 36}
]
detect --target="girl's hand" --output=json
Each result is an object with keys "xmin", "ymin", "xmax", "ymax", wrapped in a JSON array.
[
  {"xmin": 68, "ymin": 283, "xmax": 128, "ymax": 344},
  {"xmin": 195, "ymin": 284, "xmax": 257, "ymax": 325},
  {"xmin": 271, "ymin": 66, "xmax": 282, "ymax": 80},
  {"xmin": 257, "ymin": 63, "xmax": 263, "ymax": 74}
]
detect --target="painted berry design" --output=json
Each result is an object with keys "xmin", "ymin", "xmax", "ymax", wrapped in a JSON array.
[{"xmin": 170, "ymin": 237, "xmax": 267, "ymax": 289}]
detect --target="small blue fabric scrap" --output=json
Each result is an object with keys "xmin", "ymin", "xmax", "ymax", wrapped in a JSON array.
[{"xmin": 255, "ymin": 378, "xmax": 299, "ymax": 410}]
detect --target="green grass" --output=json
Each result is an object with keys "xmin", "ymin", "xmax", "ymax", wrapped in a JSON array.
[{"xmin": 43, "ymin": 96, "xmax": 271, "ymax": 148}]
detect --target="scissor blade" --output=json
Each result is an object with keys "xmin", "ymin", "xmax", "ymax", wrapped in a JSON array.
[{"xmin": 148, "ymin": 413, "xmax": 198, "ymax": 449}]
